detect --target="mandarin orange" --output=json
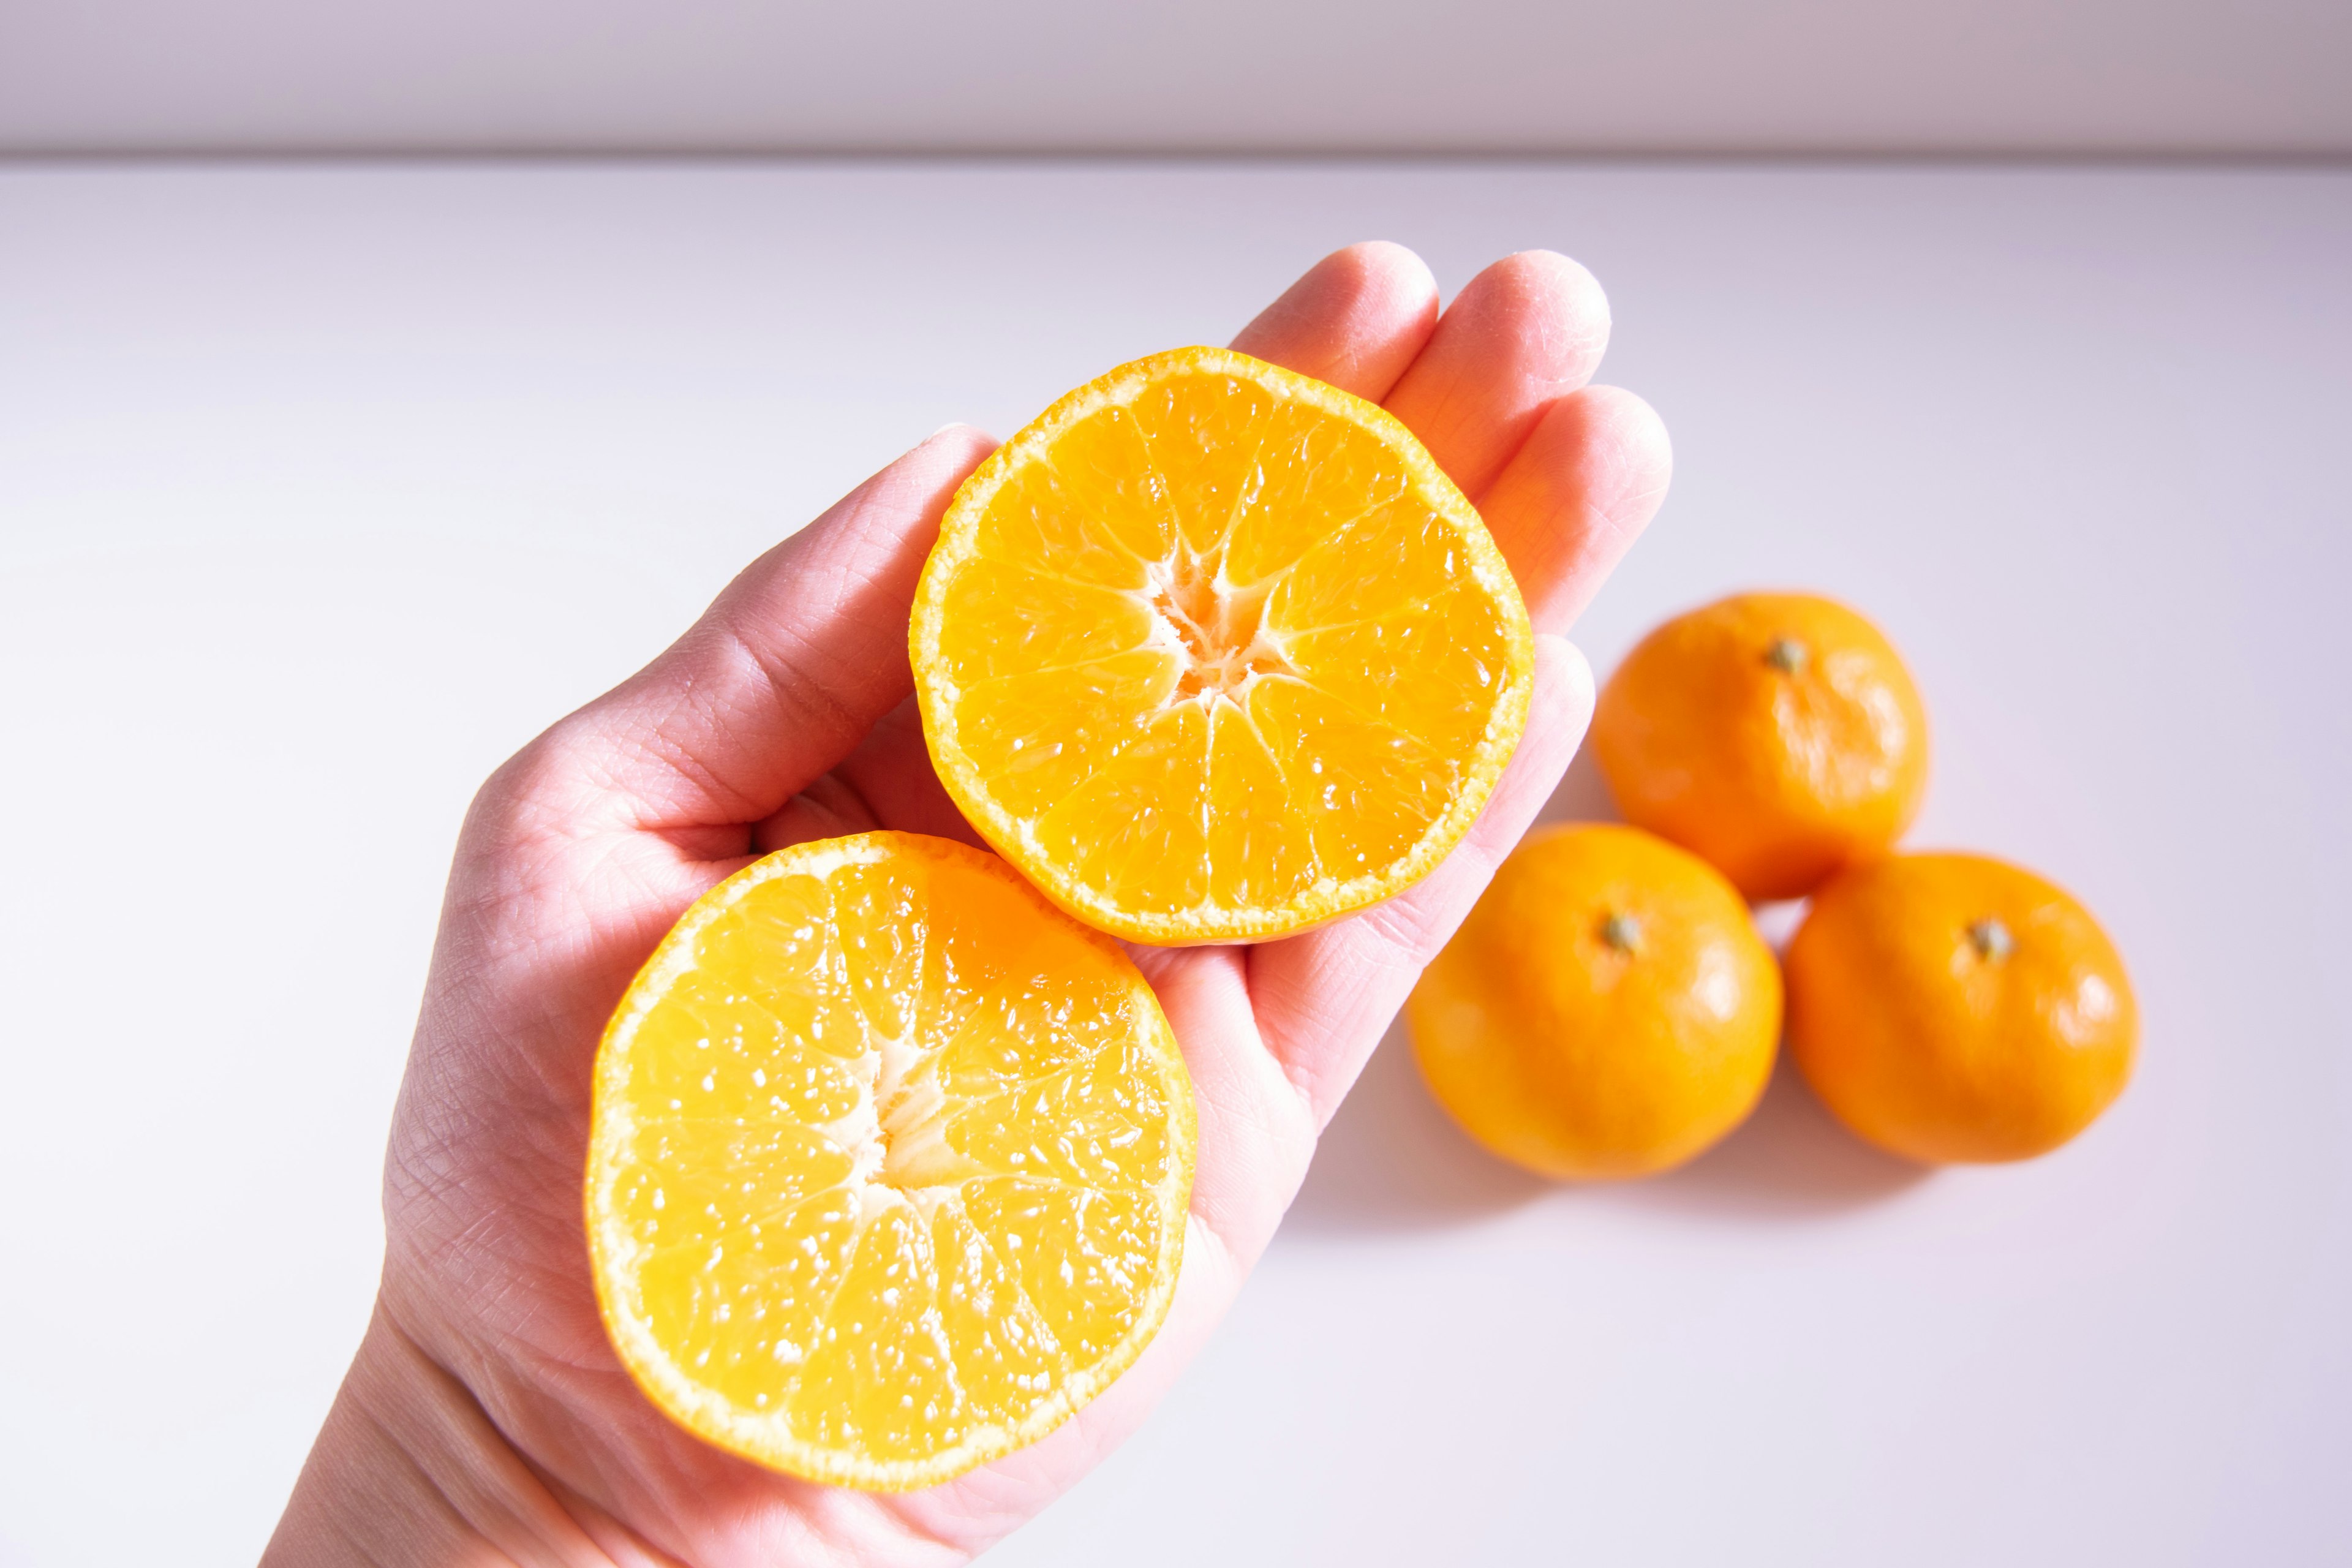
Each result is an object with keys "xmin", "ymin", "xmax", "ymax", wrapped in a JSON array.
[
  {"xmin": 1406, "ymin": 823, "xmax": 1782, "ymax": 1180},
  {"xmin": 1591, "ymin": 592, "xmax": 1928, "ymax": 901},
  {"xmin": 1785, "ymin": 851, "xmax": 2136, "ymax": 1163},
  {"xmin": 585, "ymin": 832, "xmax": 1195, "ymax": 1489},
  {"xmin": 911, "ymin": 346, "xmax": 1533, "ymax": 944}
]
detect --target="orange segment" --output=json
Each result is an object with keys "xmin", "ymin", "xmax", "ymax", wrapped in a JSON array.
[
  {"xmin": 586, "ymin": 832, "xmax": 1196, "ymax": 1490},
  {"xmin": 913, "ymin": 346, "xmax": 1534, "ymax": 943},
  {"xmin": 1280, "ymin": 586, "xmax": 1522, "ymax": 755},
  {"xmin": 1227, "ymin": 395, "xmax": 1411, "ymax": 583},
  {"xmin": 933, "ymin": 558, "xmax": 1156, "ymax": 687},
  {"xmin": 1031, "ymin": 703, "xmax": 1214, "ymax": 919},
  {"xmin": 1039, "ymin": 401, "xmax": 1178, "ymax": 564},
  {"xmin": 971, "ymin": 462, "xmax": 1152, "ymax": 592},
  {"xmin": 1203, "ymin": 704, "xmax": 1317, "ymax": 911},
  {"xmin": 1128, "ymin": 365, "xmax": 1278, "ymax": 553},
  {"xmin": 1250, "ymin": 677, "xmax": 1460, "ymax": 881},
  {"xmin": 952, "ymin": 652, "xmax": 1180, "ymax": 819}
]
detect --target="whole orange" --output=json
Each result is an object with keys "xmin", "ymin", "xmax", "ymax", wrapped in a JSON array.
[
  {"xmin": 1406, "ymin": 823, "xmax": 1782, "ymax": 1180},
  {"xmin": 1785, "ymin": 851, "xmax": 2137, "ymax": 1163},
  {"xmin": 1591, "ymin": 592, "xmax": 1929, "ymax": 900}
]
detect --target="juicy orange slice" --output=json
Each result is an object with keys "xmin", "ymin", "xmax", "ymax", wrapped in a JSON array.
[
  {"xmin": 911, "ymin": 346, "xmax": 1534, "ymax": 944},
  {"xmin": 585, "ymin": 832, "xmax": 1196, "ymax": 1490}
]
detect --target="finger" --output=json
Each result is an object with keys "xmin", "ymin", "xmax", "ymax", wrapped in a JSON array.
[
  {"xmin": 748, "ymin": 696, "xmax": 988, "ymax": 853},
  {"xmin": 537, "ymin": 426, "xmax": 995, "ymax": 834},
  {"xmin": 1380, "ymin": 251, "xmax": 1613, "ymax": 502},
  {"xmin": 1476, "ymin": 385, "xmax": 1673, "ymax": 635},
  {"xmin": 1228, "ymin": 241, "xmax": 1441, "ymax": 403},
  {"xmin": 1245, "ymin": 635, "xmax": 1597, "ymax": 1125}
]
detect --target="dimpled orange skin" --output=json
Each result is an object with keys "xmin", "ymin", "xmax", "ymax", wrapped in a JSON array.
[
  {"xmin": 1406, "ymin": 823, "xmax": 1782, "ymax": 1180},
  {"xmin": 1591, "ymin": 592, "xmax": 1929, "ymax": 902},
  {"xmin": 1785, "ymin": 851, "xmax": 2137, "ymax": 1164}
]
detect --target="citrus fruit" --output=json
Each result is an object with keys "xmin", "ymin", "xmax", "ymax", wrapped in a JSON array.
[
  {"xmin": 1405, "ymin": 823, "xmax": 1782, "ymax": 1180},
  {"xmin": 1785, "ymin": 851, "xmax": 2136, "ymax": 1163},
  {"xmin": 1591, "ymin": 591, "xmax": 1929, "ymax": 901},
  {"xmin": 911, "ymin": 345, "xmax": 1534, "ymax": 945},
  {"xmin": 584, "ymin": 831, "xmax": 1196, "ymax": 1490}
]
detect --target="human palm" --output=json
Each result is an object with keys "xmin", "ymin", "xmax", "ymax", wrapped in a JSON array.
[{"xmin": 267, "ymin": 242, "xmax": 1669, "ymax": 1566}]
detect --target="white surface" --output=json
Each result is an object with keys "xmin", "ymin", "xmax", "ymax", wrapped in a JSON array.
[
  {"xmin": 1, "ymin": 162, "xmax": 2347, "ymax": 1567},
  {"xmin": 5, "ymin": 0, "xmax": 2352, "ymax": 156}
]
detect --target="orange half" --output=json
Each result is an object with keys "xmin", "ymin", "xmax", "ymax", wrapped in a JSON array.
[
  {"xmin": 911, "ymin": 346, "xmax": 1534, "ymax": 944},
  {"xmin": 586, "ymin": 832, "xmax": 1196, "ymax": 1490}
]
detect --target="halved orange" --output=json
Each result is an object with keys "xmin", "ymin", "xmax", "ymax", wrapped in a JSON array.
[
  {"xmin": 911, "ymin": 346, "xmax": 1534, "ymax": 944},
  {"xmin": 585, "ymin": 832, "xmax": 1196, "ymax": 1490}
]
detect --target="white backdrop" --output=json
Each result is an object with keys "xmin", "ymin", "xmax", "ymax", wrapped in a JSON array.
[
  {"xmin": 2, "ymin": 162, "xmax": 2349, "ymax": 1566},
  {"xmin": 3, "ymin": 0, "xmax": 2350, "ymax": 155}
]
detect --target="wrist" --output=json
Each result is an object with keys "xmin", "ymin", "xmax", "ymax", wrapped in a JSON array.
[{"xmin": 263, "ymin": 1306, "xmax": 619, "ymax": 1568}]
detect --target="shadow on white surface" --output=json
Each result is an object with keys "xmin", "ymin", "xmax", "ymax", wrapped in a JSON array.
[
  {"xmin": 1624, "ymin": 1056, "xmax": 1932, "ymax": 1218},
  {"xmin": 1283, "ymin": 1020, "xmax": 1556, "ymax": 1233},
  {"xmin": 1285, "ymin": 1027, "xmax": 1928, "ymax": 1236}
]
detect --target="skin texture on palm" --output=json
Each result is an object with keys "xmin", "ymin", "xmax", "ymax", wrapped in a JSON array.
[{"xmin": 263, "ymin": 243, "xmax": 1671, "ymax": 1567}]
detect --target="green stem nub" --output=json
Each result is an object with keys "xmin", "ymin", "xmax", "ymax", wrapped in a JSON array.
[
  {"xmin": 1764, "ymin": 636, "xmax": 1809, "ymax": 676},
  {"xmin": 1967, "ymin": 918, "xmax": 2015, "ymax": 962},
  {"xmin": 1600, "ymin": 912, "xmax": 1644, "ymax": 953}
]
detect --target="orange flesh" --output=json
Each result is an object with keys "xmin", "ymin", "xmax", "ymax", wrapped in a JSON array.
[
  {"xmin": 586, "ymin": 833, "xmax": 1195, "ymax": 1489},
  {"xmin": 914, "ymin": 347, "xmax": 1533, "ymax": 943}
]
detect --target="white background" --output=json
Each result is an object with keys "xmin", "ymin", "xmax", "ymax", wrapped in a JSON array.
[
  {"xmin": 4, "ymin": 0, "xmax": 2351, "ymax": 156},
  {"xmin": 2, "ymin": 160, "xmax": 2349, "ymax": 1564}
]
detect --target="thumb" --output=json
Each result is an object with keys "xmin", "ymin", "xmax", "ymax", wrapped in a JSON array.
[{"xmin": 523, "ymin": 425, "xmax": 995, "ymax": 838}]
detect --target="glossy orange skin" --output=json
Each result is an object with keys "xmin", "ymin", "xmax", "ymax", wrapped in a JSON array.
[
  {"xmin": 1406, "ymin": 823, "xmax": 1782, "ymax": 1180},
  {"xmin": 1786, "ymin": 852, "xmax": 2137, "ymax": 1164},
  {"xmin": 1592, "ymin": 592, "xmax": 1929, "ymax": 901}
]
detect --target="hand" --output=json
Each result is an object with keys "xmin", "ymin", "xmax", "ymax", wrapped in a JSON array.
[{"xmin": 265, "ymin": 242, "xmax": 1670, "ymax": 1567}]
